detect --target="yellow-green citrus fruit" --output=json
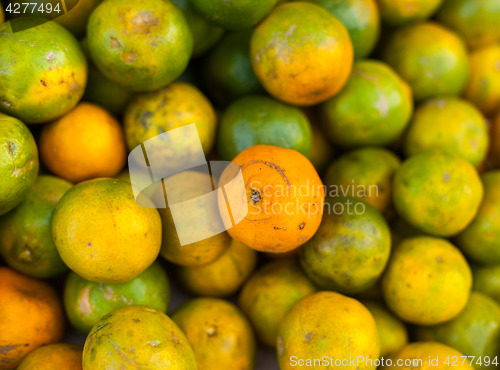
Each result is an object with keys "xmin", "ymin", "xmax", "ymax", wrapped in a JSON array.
[
  {"xmin": 0, "ymin": 175, "xmax": 71, "ymax": 278},
  {"xmin": 171, "ymin": 0, "xmax": 224, "ymax": 57},
  {"xmin": 362, "ymin": 301, "xmax": 408, "ymax": 357},
  {"xmin": 52, "ymin": 178, "xmax": 162, "ymax": 283},
  {"xmin": 416, "ymin": 292, "xmax": 500, "ymax": 363},
  {"xmin": 250, "ymin": 2, "xmax": 353, "ymax": 106},
  {"xmin": 300, "ymin": 197, "xmax": 391, "ymax": 294},
  {"xmin": 277, "ymin": 291, "xmax": 380, "ymax": 370},
  {"xmin": 320, "ymin": 60, "xmax": 413, "ymax": 148},
  {"xmin": 382, "ymin": 237, "xmax": 472, "ymax": 325},
  {"xmin": 472, "ymin": 265, "xmax": 500, "ymax": 305},
  {"xmin": 392, "ymin": 151, "xmax": 483, "ymax": 237},
  {"xmin": 203, "ymin": 30, "xmax": 264, "ymax": 106},
  {"xmin": 218, "ymin": 95, "xmax": 313, "ymax": 160},
  {"xmin": 437, "ymin": 0, "xmax": 500, "ymax": 49},
  {"xmin": 64, "ymin": 262, "xmax": 170, "ymax": 333},
  {"xmin": 87, "ymin": 0, "xmax": 193, "ymax": 92},
  {"xmin": 377, "ymin": 0, "xmax": 444, "ymax": 27},
  {"xmin": 0, "ymin": 115, "xmax": 39, "ymax": 216},
  {"xmin": 465, "ymin": 44, "xmax": 500, "ymax": 116},
  {"xmin": 404, "ymin": 97, "xmax": 489, "ymax": 167},
  {"xmin": 382, "ymin": 22, "xmax": 469, "ymax": 102},
  {"xmin": 324, "ymin": 147, "xmax": 401, "ymax": 212},
  {"xmin": 238, "ymin": 259, "xmax": 317, "ymax": 347},
  {"xmin": 190, "ymin": 0, "xmax": 278, "ymax": 30},
  {"xmin": 301, "ymin": 0, "xmax": 380, "ymax": 59},
  {"xmin": 0, "ymin": 21, "xmax": 87, "ymax": 123},
  {"xmin": 83, "ymin": 305, "xmax": 197, "ymax": 369},
  {"xmin": 456, "ymin": 171, "xmax": 500, "ymax": 265},
  {"xmin": 172, "ymin": 298, "xmax": 256, "ymax": 370}
]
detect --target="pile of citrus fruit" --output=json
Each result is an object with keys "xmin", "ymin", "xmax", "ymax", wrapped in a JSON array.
[{"xmin": 1, "ymin": 0, "xmax": 500, "ymax": 369}]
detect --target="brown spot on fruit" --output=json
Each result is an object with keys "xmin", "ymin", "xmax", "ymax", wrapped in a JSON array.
[
  {"xmin": 122, "ymin": 52, "xmax": 136, "ymax": 63},
  {"xmin": 299, "ymin": 222, "xmax": 305, "ymax": 230},
  {"xmin": 40, "ymin": 80, "xmax": 47, "ymax": 86}
]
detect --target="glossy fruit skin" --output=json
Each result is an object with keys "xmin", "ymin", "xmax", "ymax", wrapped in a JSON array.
[
  {"xmin": 320, "ymin": 60, "xmax": 413, "ymax": 148},
  {"xmin": 238, "ymin": 259, "xmax": 317, "ymax": 347},
  {"xmin": 0, "ymin": 115, "xmax": 39, "ymax": 216},
  {"xmin": 17, "ymin": 343, "xmax": 83, "ymax": 370},
  {"xmin": 218, "ymin": 95, "xmax": 313, "ymax": 160},
  {"xmin": 124, "ymin": 82, "xmax": 217, "ymax": 158},
  {"xmin": 87, "ymin": 0, "xmax": 193, "ymax": 92},
  {"xmin": 40, "ymin": 103, "xmax": 126, "ymax": 183},
  {"xmin": 0, "ymin": 267, "xmax": 64, "ymax": 369},
  {"xmin": 383, "ymin": 22, "xmax": 469, "ymax": 102},
  {"xmin": 177, "ymin": 239, "xmax": 257, "ymax": 297},
  {"xmin": 203, "ymin": 30, "xmax": 264, "ymax": 106},
  {"xmin": 190, "ymin": 0, "xmax": 278, "ymax": 30},
  {"xmin": 277, "ymin": 291, "xmax": 380, "ymax": 370},
  {"xmin": 0, "ymin": 21, "xmax": 87, "ymax": 123},
  {"xmin": 251, "ymin": 2, "xmax": 353, "ymax": 106},
  {"xmin": 465, "ymin": 44, "xmax": 500, "ymax": 116},
  {"xmin": 64, "ymin": 262, "xmax": 170, "ymax": 333},
  {"xmin": 324, "ymin": 147, "xmax": 401, "ymax": 212},
  {"xmin": 392, "ymin": 151, "xmax": 483, "ymax": 237},
  {"xmin": 172, "ymin": 298, "xmax": 256, "ymax": 370},
  {"xmin": 456, "ymin": 171, "xmax": 500, "ymax": 265},
  {"xmin": 0, "ymin": 175, "xmax": 71, "ymax": 278},
  {"xmin": 376, "ymin": 0, "xmax": 444, "ymax": 27},
  {"xmin": 52, "ymin": 179, "xmax": 162, "ymax": 283},
  {"xmin": 362, "ymin": 301, "xmax": 408, "ymax": 357},
  {"xmin": 83, "ymin": 305, "xmax": 197, "ymax": 370},
  {"xmin": 302, "ymin": 0, "xmax": 380, "ymax": 59},
  {"xmin": 472, "ymin": 265, "xmax": 500, "ymax": 305},
  {"xmin": 381, "ymin": 342, "xmax": 473, "ymax": 370},
  {"xmin": 416, "ymin": 292, "xmax": 500, "ymax": 364},
  {"xmin": 437, "ymin": 0, "xmax": 500, "ymax": 49},
  {"xmin": 300, "ymin": 197, "xmax": 391, "ymax": 294},
  {"xmin": 404, "ymin": 97, "xmax": 489, "ymax": 167},
  {"xmin": 171, "ymin": 0, "xmax": 224, "ymax": 57},
  {"xmin": 224, "ymin": 145, "xmax": 325, "ymax": 253},
  {"xmin": 382, "ymin": 237, "xmax": 472, "ymax": 325}
]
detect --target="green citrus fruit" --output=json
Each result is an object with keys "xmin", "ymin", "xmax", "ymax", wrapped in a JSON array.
[
  {"xmin": 0, "ymin": 115, "xmax": 39, "ymax": 216},
  {"xmin": 203, "ymin": 30, "xmax": 264, "ymax": 105},
  {"xmin": 238, "ymin": 259, "xmax": 317, "ymax": 347},
  {"xmin": 250, "ymin": 2, "xmax": 353, "ymax": 106},
  {"xmin": 87, "ymin": 0, "xmax": 193, "ymax": 92},
  {"xmin": 377, "ymin": 0, "xmax": 444, "ymax": 27},
  {"xmin": 392, "ymin": 151, "xmax": 483, "ymax": 237},
  {"xmin": 404, "ymin": 97, "xmax": 489, "ymax": 167},
  {"xmin": 320, "ymin": 60, "xmax": 413, "ymax": 148},
  {"xmin": 301, "ymin": 0, "xmax": 380, "ymax": 59},
  {"xmin": 277, "ymin": 291, "xmax": 380, "ymax": 370},
  {"xmin": 171, "ymin": 0, "xmax": 224, "ymax": 57},
  {"xmin": 472, "ymin": 265, "xmax": 500, "ymax": 305},
  {"xmin": 83, "ymin": 305, "xmax": 197, "ymax": 369},
  {"xmin": 172, "ymin": 298, "xmax": 256, "ymax": 369},
  {"xmin": 0, "ymin": 175, "xmax": 71, "ymax": 278},
  {"xmin": 382, "ymin": 22, "xmax": 469, "ymax": 102},
  {"xmin": 437, "ymin": 0, "xmax": 500, "ymax": 49},
  {"xmin": 456, "ymin": 171, "xmax": 500, "ymax": 265},
  {"xmin": 465, "ymin": 44, "xmax": 500, "ymax": 116},
  {"xmin": 382, "ymin": 237, "xmax": 472, "ymax": 325},
  {"xmin": 308, "ymin": 123, "xmax": 334, "ymax": 174},
  {"xmin": 416, "ymin": 292, "xmax": 500, "ymax": 363},
  {"xmin": 218, "ymin": 95, "xmax": 313, "ymax": 160},
  {"xmin": 190, "ymin": 0, "xmax": 278, "ymax": 30},
  {"xmin": 0, "ymin": 21, "xmax": 87, "ymax": 123},
  {"xmin": 300, "ymin": 197, "xmax": 391, "ymax": 294},
  {"xmin": 362, "ymin": 301, "xmax": 408, "ymax": 357},
  {"xmin": 324, "ymin": 147, "xmax": 401, "ymax": 212},
  {"xmin": 64, "ymin": 261, "xmax": 169, "ymax": 333}
]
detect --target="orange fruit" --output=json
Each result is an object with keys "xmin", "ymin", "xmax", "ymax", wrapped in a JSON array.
[
  {"xmin": 17, "ymin": 343, "xmax": 82, "ymax": 370},
  {"xmin": 0, "ymin": 267, "xmax": 64, "ymax": 369},
  {"xmin": 222, "ymin": 145, "xmax": 325, "ymax": 253},
  {"xmin": 250, "ymin": 2, "xmax": 353, "ymax": 106},
  {"xmin": 40, "ymin": 103, "xmax": 126, "ymax": 183}
]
